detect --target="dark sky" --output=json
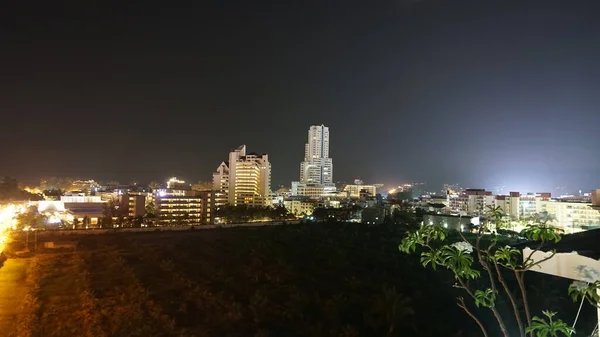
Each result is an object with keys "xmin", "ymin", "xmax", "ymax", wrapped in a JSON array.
[{"xmin": 2, "ymin": 0, "xmax": 600, "ymax": 193}]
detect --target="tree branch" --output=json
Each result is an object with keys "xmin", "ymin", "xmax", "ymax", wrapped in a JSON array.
[
  {"xmin": 457, "ymin": 297, "xmax": 489, "ymax": 337},
  {"xmin": 493, "ymin": 260, "xmax": 525, "ymax": 337},
  {"xmin": 515, "ymin": 271, "xmax": 533, "ymax": 337},
  {"xmin": 475, "ymin": 228, "xmax": 509, "ymax": 337},
  {"xmin": 517, "ymin": 251, "xmax": 556, "ymax": 272}
]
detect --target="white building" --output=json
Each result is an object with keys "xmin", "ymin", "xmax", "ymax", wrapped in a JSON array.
[
  {"xmin": 290, "ymin": 181, "xmax": 336, "ymax": 198},
  {"xmin": 212, "ymin": 145, "xmax": 271, "ymax": 207},
  {"xmin": 342, "ymin": 184, "xmax": 377, "ymax": 199},
  {"xmin": 448, "ymin": 189, "xmax": 495, "ymax": 216},
  {"xmin": 540, "ymin": 200, "xmax": 600, "ymax": 233},
  {"xmin": 299, "ymin": 125, "xmax": 333, "ymax": 185},
  {"xmin": 494, "ymin": 192, "xmax": 552, "ymax": 220},
  {"xmin": 283, "ymin": 200, "xmax": 315, "ymax": 216}
]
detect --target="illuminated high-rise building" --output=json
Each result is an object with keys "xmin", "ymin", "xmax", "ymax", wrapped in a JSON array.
[
  {"xmin": 212, "ymin": 145, "xmax": 271, "ymax": 207},
  {"xmin": 299, "ymin": 125, "xmax": 333, "ymax": 184}
]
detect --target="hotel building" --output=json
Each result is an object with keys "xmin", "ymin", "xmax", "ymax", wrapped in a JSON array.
[{"xmin": 212, "ymin": 145, "xmax": 271, "ymax": 207}]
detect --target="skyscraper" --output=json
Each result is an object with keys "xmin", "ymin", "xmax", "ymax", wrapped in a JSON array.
[
  {"xmin": 212, "ymin": 145, "xmax": 271, "ymax": 207},
  {"xmin": 300, "ymin": 125, "xmax": 333, "ymax": 185}
]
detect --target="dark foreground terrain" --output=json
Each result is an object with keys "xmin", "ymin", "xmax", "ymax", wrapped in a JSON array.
[{"xmin": 4, "ymin": 223, "xmax": 590, "ymax": 337}]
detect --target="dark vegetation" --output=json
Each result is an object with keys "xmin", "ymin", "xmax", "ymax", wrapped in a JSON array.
[
  {"xmin": 0, "ymin": 177, "xmax": 42, "ymax": 201},
  {"xmin": 9, "ymin": 222, "xmax": 592, "ymax": 337},
  {"xmin": 215, "ymin": 204, "xmax": 296, "ymax": 223}
]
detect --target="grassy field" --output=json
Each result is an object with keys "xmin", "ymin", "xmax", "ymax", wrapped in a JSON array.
[{"xmin": 6, "ymin": 223, "xmax": 585, "ymax": 337}]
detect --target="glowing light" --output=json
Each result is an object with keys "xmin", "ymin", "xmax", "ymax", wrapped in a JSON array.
[
  {"xmin": 0, "ymin": 204, "xmax": 23, "ymax": 253},
  {"xmin": 388, "ymin": 188, "xmax": 397, "ymax": 194}
]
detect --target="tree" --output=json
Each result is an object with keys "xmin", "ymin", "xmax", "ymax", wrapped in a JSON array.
[
  {"xmin": 148, "ymin": 180, "xmax": 161, "ymax": 190},
  {"xmin": 14, "ymin": 206, "xmax": 47, "ymax": 230},
  {"xmin": 72, "ymin": 217, "xmax": 80, "ymax": 229},
  {"xmin": 311, "ymin": 208, "xmax": 328, "ymax": 221},
  {"xmin": 0, "ymin": 177, "xmax": 43, "ymax": 201},
  {"xmin": 191, "ymin": 181, "xmax": 213, "ymax": 191},
  {"xmin": 81, "ymin": 216, "xmax": 90, "ymax": 228},
  {"xmin": 39, "ymin": 177, "xmax": 75, "ymax": 192},
  {"xmin": 102, "ymin": 200, "xmax": 117, "ymax": 228},
  {"xmin": 145, "ymin": 200, "xmax": 156, "ymax": 218},
  {"xmin": 398, "ymin": 205, "xmax": 593, "ymax": 337}
]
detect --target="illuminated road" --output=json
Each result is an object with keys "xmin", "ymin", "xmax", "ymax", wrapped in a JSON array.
[
  {"xmin": 0, "ymin": 258, "xmax": 33, "ymax": 334},
  {"xmin": 0, "ymin": 203, "xmax": 31, "ymax": 334}
]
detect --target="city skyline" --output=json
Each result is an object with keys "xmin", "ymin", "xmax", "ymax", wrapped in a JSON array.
[{"xmin": 2, "ymin": 0, "xmax": 600, "ymax": 192}]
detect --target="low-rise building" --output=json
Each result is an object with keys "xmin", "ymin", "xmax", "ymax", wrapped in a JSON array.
[
  {"xmin": 283, "ymin": 200, "xmax": 315, "ymax": 216},
  {"xmin": 495, "ymin": 192, "xmax": 551, "ymax": 219},
  {"xmin": 342, "ymin": 184, "xmax": 377, "ymax": 199},
  {"xmin": 126, "ymin": 194, "xmax": 146, "ymax": 217},
  {"xmin": 448, "ymin": 189, "xmax": 494, "ymax": 216},
  {"xmin": 154, "ymin": 178, "xmax": 214, "ymax": 225},
  {"xmin": 423, "ymin": 213, "xmax": 479, "ymax": 232},
  {"xmin": 59, "ymin": 194, "xmax": 107, "ymax": 227},
  {"xmin": 291, "ymin": 182, "xmax": 337, "ymax": 198},
  {"xmin": 541, "ymin": 200, "xmax": 600, "ymax": 233}
]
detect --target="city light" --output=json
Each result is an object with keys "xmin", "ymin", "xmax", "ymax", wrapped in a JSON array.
[{"xmin": 0, "ymin": 204, "xmax": 21, "ymax": 253}]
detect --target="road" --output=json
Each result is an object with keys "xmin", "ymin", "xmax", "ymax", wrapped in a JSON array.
[{"xmin": 0, "ymin": 258, "xmax": 33, "ymax": 334}]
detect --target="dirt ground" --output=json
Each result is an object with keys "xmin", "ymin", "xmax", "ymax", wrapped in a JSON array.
[{"xmin": 0, "ymin": 258, "xmax": 34, "ymax": 334}]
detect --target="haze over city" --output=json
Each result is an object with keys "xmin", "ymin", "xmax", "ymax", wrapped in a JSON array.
[{"xmin": 2, "ymin": 0, "xmax": 600, "ymax": 193}]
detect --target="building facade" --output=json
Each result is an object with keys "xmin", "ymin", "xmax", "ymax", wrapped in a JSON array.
[
  {"xmin": 541, "ymin": 200, "xmax": 600, "ymax": 233},
  {"xmin": 212, "ymin": 145, "xmax": 271, "ymax": 207},
  {"xmin": 126, "ymin": 194, "xmax": 146, "ymax": 217},
  {"xmin": 299, "ymin": 125, "xmax": 333, "ymax": 185},
  {"xmin": 283, "ymin": 200, "xmax": 315, "ymax": 216},
  {"xmin": 495, "ymin": 192, "xmax": 552, "ymax": 220},
  {"xmin": 448, "ymin": 189, "xmax": 494, "ymax": 216},
  {"xmin": 342, "ymin": 184, "xmax": 377, "ymax": 199},
  {"xmin": 154, "ymin": 180, "xmax": 214, "ymax": 225},
  {"xmin": 291, "ymin": 181, "xmax": 336, "ymax": 198}
]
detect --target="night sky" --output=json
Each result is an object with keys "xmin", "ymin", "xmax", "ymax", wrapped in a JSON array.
[{"xmin": 2, "ymin": 0, "xmax": 600, "ymax": 193}]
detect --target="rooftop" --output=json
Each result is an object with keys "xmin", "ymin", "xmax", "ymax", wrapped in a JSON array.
[{"xmin": 515, "ymin": 229, "xmax": 600, "ymax": 260}]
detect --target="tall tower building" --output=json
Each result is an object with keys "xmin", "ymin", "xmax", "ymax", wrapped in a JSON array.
[
  {"xmin": 212, "ymin": 145, "xmax": 271, "ymax": 207},
  {"xmin": 300, "ymin": 125, "xmax": 333, "ymax": 185}
]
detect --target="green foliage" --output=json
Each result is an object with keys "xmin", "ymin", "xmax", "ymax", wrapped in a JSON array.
[
  {"xmin": 398, "ymin": 225, "xmax": 447, "ymax": 253},
  {"xmin": 486, "ymin": 205, "xmax": 505, "ymax": 228},
  {"xmin": 494, "ymin": 247, "xmax": 521, "ymax": 268},
  {"xmin": 420, "ymin": 249, "xmax": 441, "ymax": 270},
  {"xmin": 440, "ymin": 246, "xmax": 480, "ymax": 280},
  {"xmin": 525, "ymin": 311, "xmax": 574, "ymax": 337},
  {"xmin": 397, "ymin": 205, "xmax": 584, "ymax": 337},
  {"xmin": 474, "ymin": 289, "xmax": 496, "ymax": 308},
  {"xmin": 520, "ymin": 223, "xmax": 563, "ymax": 243},
  {"xmin": 568, "ymin": 280, "xmax": 600, "ymax": 307}
]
